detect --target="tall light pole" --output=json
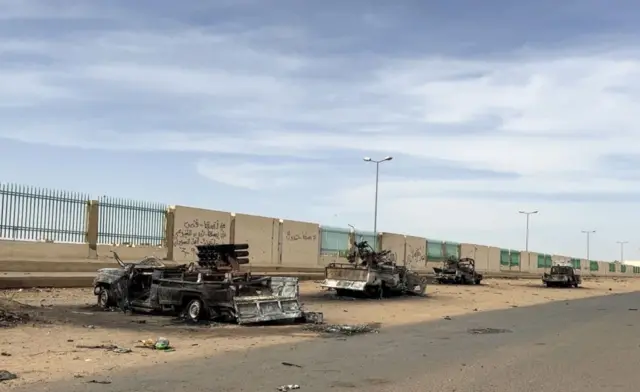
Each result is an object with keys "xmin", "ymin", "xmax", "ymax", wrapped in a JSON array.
[
  {"xmin": 581, "ymin": 230, "xmax": 596, "ymax": 261},
  {"xmin": 616, "ymin": 241, "xmax": 628, "ymax": 263},
  {"xmin": 363, "ymin": 156, "xmax": 393, "ymax": 235},
  {"xmin": 518, "ymin": 210, "xmax": 538, "ymax": 252}
]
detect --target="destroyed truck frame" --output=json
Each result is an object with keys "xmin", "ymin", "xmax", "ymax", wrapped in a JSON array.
[{"xmin": 92, "ymin": 244, "xmax": 306, "ymax": 324}]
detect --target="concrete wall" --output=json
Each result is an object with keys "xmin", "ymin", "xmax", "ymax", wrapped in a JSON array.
[
  {"xmin": 405, "ymin": 235, "xmax": 427, "ymax": 271},
  {"xmin": 172, "ymin": 206, "xmax": 232, "ymax": 262},
  {"xmin": 281, "ymin": 220, "xmax": 320, "ymax": 268},
  {"xmin": 380, "ymin": 233, "xmax": 407, "ymax": 266},
  {"xmin": 0, "ymin": 193, "xmax": 634, "ymax": 280},
  {"xmin": 233, "ymin": 213, "xmax": 279, "ymax": 266},
  {"xmin": 487, "ymin": 247, "xmax": 501, "ymax": 272},
  {"xmin": 0, "ymin": 240, "xmax": 89, "ymax": 260}
]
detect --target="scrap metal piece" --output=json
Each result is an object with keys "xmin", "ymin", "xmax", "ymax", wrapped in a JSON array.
[{"xmin": 303, "ymin": 323, "xmax": 380, "ymax": 336}]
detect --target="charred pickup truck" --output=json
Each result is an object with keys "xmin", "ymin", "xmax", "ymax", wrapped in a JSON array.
[
  {"xmin": 433, "ymin": 256, "xmax": 483, "ymax": 285},
  {"xmin": 92, "ymin": 244, "xmax": 309, "ymax": 324},
  {"xmin": 321, "ymin": 240, "xmax": 427, "ymax": 298},
  {"xmin": 542, "ymin": 264, "xmax": 582, "ymax": 288}
]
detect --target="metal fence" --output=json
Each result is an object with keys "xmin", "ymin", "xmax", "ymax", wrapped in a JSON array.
[
  {"xmin": 97, "ymin": 196, "xmax": 167, "ymax": 246},
  {"xmin": 0, "ymin": 183, "xmax": 90, "ymax": 243},
  {"xmin": 320, "ymin": 226, "xmax": 350, "ymax": 256}
]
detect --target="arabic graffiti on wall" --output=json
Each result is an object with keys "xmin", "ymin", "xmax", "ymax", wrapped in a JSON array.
[
  {"xmin": 406, "ymin": 245, "xmax": 426, "ymax": 268},
  {"xmin": 285, "ymin": 230, "xmax": 317, "ymax": 242},
  {"xmin": 174, "ymin": 219, "xmax": 228, "ymax": 258}
]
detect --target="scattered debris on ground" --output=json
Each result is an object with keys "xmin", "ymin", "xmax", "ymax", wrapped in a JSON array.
[
  {"xmin": 0, "ymin": 298, "xmax": 33, "ymax": 328},
  {"xmin": 138, "ymin": 337, "xmax": 173, "ymax": 351},
  {"xmin": 76, "ymin": 344, "xmax": 132, "ymax": 354},
  {"xmin": 303, "ymin": 323, "xmax": 380, "ymax": 336},
  {"xmin": 0, "ymin": 370, "xmax": 17, "ymax": 382},
  {"xmin": 277, "ymin": 384, "xmax": 300, "ymax": 391},
  {"xmin": 467, "ymin": 328, "xmax": 513, "ymax": 335},
  {"xmin": 281, "ymin": 362, "xmax": 303, "ymax": 368},
  {"xmin": 87, "ymin": 379, "xmax": 111, "ymax": 384}
]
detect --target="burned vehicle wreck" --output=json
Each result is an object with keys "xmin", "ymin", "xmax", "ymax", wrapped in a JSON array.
[
  {"xmin": 321, "ymin": 240, "xmax": 427, "ymax": 298},
  {"xmin": 433, "ymin": 256, "xmax": 483, "ymax": 285},
  {"xmin": 542, "ymin": 264, "xmax": 582, "ymax": 288},
  {"xmin": 93, "ymin": 245, "xmax": 308, "ymax": 324}
]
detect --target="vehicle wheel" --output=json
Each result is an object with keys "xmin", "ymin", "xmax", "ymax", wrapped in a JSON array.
[
  {"xmin": 97, "ymin": 287, "xmax": 111, "ymax": 309},
  {"xmin": 474, "ymin": 278, "xmax": 482, "ymax": 285},
  {"xmin": 185, "ymin": 299, "xmax": 207, "ymax": 322}
]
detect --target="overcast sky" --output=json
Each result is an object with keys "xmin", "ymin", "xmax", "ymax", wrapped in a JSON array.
[{"xmin": 1, "ymin": 0, "xmax": 640, "ymax": 260}]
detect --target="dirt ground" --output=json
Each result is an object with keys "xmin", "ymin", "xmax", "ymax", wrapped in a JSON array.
[{"xmin": 0, "ymin": 277, "xmax": 636, "ymax": 388}]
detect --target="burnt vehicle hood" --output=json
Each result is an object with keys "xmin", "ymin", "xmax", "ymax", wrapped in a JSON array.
[{"xmin": 93, "ymin": 268, "xmax": 128, "ymax": 285}]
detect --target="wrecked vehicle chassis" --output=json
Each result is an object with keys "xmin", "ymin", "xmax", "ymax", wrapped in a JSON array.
[
  {"xmin": 93, "ymin": 264, "xmax": 304, "ymax": 325},
  {"xmin": 433, "ymin": 257, "xmax": 483, "ymax": 285},
  {"xmin": 321, "ymin": 263, "xmax": 427, "ymax": 298}
]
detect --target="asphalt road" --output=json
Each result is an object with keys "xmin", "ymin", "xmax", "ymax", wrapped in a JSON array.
[{"xmin": 17, "ymin": 292, "xmax": 640, "ymax": 392}]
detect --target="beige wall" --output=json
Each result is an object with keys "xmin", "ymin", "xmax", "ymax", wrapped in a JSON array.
[
  {"xmin": 172, "ymin": 206, "xmax": 232, "ymax": 262},
  {"xmin": 0, "ymin": 240, "xmax": 89, "ymax": 260},
  {"xmin": 280, "ymin": 220, "xmax": 320, "ymax": 268},
  {"xmin": 95, "ymin": 245, "xmax": 168, "ymax": 261},
  {"xmin": 487, "ymin": 246, "xmax": 501, "ymax": 272},
  {"xmin": 0, "ymin": 199, "xmax": 633, "ymax": 279},
  {"xmin": 234, "ymin": 213, "xmax": 280, "ymax": 266},
  {"xmin": 405, "ymin": 235, "xmax": 427, "ymax": 271},
  {"xmin": 380, "ymin": 233, "xmax": 407, "ymax": 266},
  {"xmin": 519, "ymin": 251, "xmax": 533, "ymax": 273}
]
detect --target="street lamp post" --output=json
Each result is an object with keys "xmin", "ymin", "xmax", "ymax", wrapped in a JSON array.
[
  {"xmin": 616, "ymin": 241, "xmax": 628, "ymax": 263},
  {"xmin": 581, "ymin": 230, "xmax": 596, "ymax": 261},
  {"xmin": 363, "ymin": 156, "xmax": 393, "ymax": 234},
  {"xmin": 518, "ymin": 210, "xmax": 538, "ymax": 252}
]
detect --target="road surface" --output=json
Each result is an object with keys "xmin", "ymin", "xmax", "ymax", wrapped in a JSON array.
[{"xmin": 14, "ymin": 292, "xmax": 640, "ymax": 392}]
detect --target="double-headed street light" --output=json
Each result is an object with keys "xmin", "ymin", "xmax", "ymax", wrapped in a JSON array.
[
  {"xmin": 363, "ymin": 156, "xmax": 393, "ymax": 234},
  {"xmin": 518, "ymin": 210, "xmax": 538, "ymax": 252},
  {"xmin": 616, "ymin": 240, "xmax": 628, "ymax": 263},
  {"xmin": 581, "ymin": 230, "xmax": 596, "ymax": 261}
]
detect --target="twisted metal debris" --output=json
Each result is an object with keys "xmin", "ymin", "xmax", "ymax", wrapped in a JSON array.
[{"xmin": 303, "ymin": 323, "xmax": 380, "ymax": 336}]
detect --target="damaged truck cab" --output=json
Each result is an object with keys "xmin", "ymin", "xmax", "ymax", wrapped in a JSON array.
[{"xmin": 93, "ymin": 244, "xmax": 304, "ymax": 324}]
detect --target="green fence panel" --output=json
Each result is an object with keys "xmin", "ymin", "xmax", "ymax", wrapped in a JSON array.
[
  {"xmin": 509, "ymin": 250, "xmax": 520, "ymax": 266},
  {"xmin": 621, "ymin": 265, "xmax": 627, "ymax": 273},
  {"xmin": 635, "ymin": 266, "xmax": 640, "ymax": 274},
  {"xmin": 320, "ymin": 226, "xmax": 350, "ymax": 256},
  {"xmin": 444, "ymin": 241, "xmax": 460, "ymax": 258},
  {"xmin": 98, "ymin": 196, "xmax": 167, "ymax": 246},
  {"xmin": 537, "ymin": 254, "xmax": 546, "ymax": 268},
  {"xmin": 570, "ymin": 258, "xmax": 581, "ymax": 269},
  {"xmin": 427, "ymin": 240, "xmax": 444, "ymax": 261},
  {"xmin": 0, "ymin": 183, "xmax": 90, "ymax": 243},
  {"xmin": 609, "ymin": 263, "xmax": 616, "ymax": 273},
  {"xmin": 589, "ymin": 261, "xmax": 598, "ymax": 271},
  {"xmin": 500, "ymin": 249, "xmax": 510, "ymax": 266}
]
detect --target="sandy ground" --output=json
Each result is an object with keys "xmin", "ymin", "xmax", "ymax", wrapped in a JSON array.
[{"xmin": 0, "ymin": 277, "xmax": 636, "ymax": 388}]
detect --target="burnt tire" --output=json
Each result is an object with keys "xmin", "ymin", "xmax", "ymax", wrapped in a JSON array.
[
  {"xmin": 335, "ymin": 289, "xmax": 349, "ymax": 297},
  {"xmin": 97, "ymin": 287, "xmax": 112, "ymax": 309},
  {"xmin": 185, "ymin": 298, "xmax": 208, "ymax": 322}
]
